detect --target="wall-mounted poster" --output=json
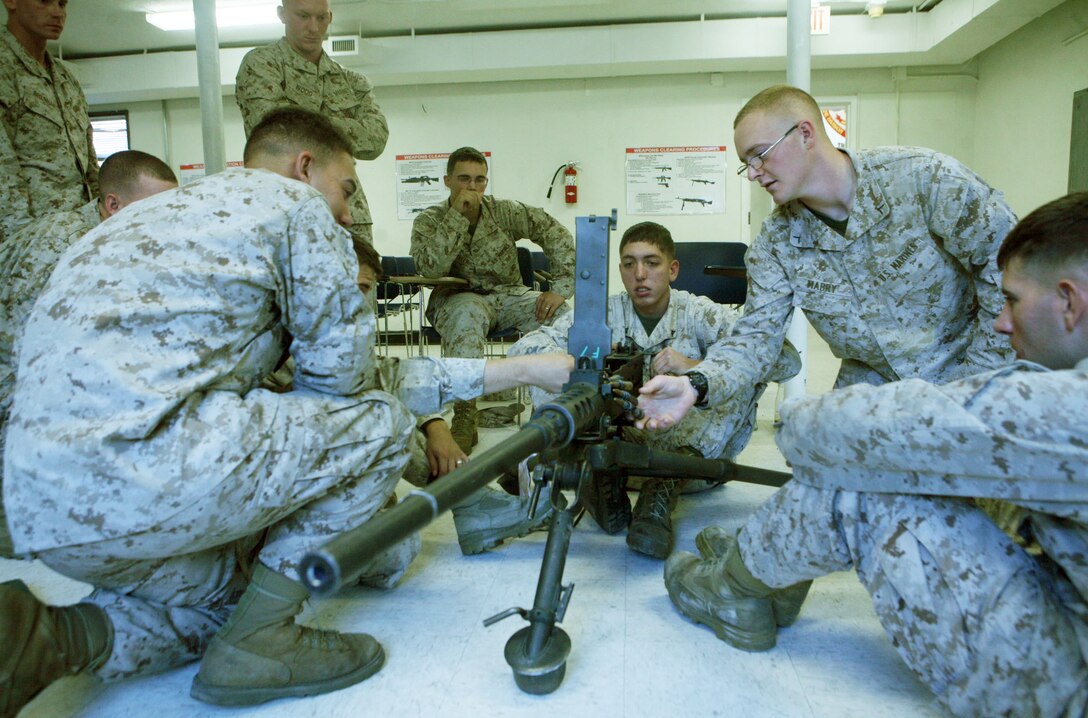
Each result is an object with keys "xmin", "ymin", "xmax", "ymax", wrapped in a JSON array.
[
  {"xmin": 625, "ymin": 146, "xmax": 727, "ymax": 216},
  {"xmin": 822, "ymin": 106, "xmax": 848, "ymax": 149},
  {"xmin": 395, "ymin": 151, "xmax": 493, "ymax": 220},
  {"xmin": 178, "ymin": 161, "xmax": 243, "ymax": 185}
]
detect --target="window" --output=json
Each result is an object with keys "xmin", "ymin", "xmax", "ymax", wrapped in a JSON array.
[{"xmin": 89, "ymin": 110, "xmax": 131, "ymax": 160}]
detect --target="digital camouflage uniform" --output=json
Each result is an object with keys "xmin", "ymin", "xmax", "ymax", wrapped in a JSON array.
[
  {"xmin": 3, "ymin": 167, "xmax": 486, "ymax": 681},
  {"xmin": 0, "ymin": 198, "xmax": 101, "ymax": 556},
  {"xmin": 0, "ymin": 26, "xmax": 99, "ymax": 242},
  {"xmin": 700, "ymin": 147, "xmax": 1016, "ymax": 406},
  {"xmin": 736, "ymin": 358, "xmax": 1088, "ymax": 717},
  {"xmin": 235, "ymin": 38, "xmax": 388, "ymax": 246},
  {"xmin": 510, "ymin": 288, "xmax": 799, "ymax": 460},
  {"xmin": 410, "ymin": 195, "xmax": 576, "ymax": 358}
]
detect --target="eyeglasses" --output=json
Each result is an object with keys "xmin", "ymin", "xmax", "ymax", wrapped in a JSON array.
[{"xmin": 736, "ymin": 124, "xmax": 799, "ymax": 176}]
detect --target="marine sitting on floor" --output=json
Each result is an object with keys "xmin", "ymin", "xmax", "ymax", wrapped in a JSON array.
[
  {"xmin": 640, "ymin": 192, "xmax": 1088, "ymax": 718},
  {"xmin": 0, "ymin": 107, "xmax": 572, "ymax": 716},
  {"xmin": 508, "ymin": 220, "xmax": 798, "ymax": 559}
]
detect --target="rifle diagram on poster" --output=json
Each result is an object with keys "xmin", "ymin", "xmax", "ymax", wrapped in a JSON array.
[
  {"xmin": 625, "ymin": 146, "xmax": 727, "ymax": 216},
  {"xmin": 395, "ymin": 151, "xmax": 493, "ymax": 220}
]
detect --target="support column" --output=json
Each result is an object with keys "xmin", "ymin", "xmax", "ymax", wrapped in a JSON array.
[
  {"xmin": 193, "ymin": 0, "xmax": 226, "ymax": 175},
  {"xmin": 781, "ymin": 0, "xmax": 811, "ymax": 400}
]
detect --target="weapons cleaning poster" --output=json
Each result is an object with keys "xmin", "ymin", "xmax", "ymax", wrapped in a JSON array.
[
  {"xmin": 395, "ymin": 151, "xmax": 493, "ymax": 220},
  {"xmin": 625, "ymin": 146, "xmax": 727, "ymax": 216}
]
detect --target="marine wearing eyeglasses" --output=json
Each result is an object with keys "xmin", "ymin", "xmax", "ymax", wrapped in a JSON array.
[{"xmin": 639, "ymin": 83, "xmax": 1016, "ymax": 429}]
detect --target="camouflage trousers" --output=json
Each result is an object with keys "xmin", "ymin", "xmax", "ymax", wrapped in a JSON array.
[
  {"xmin": 430, "ymin": 290, "xmax": 570, "ymax": 359},
  {"xmin": 737, "ymin": 480, "xmax": 1088, "ymax": 717},
  {"xmin": 35, "ymin": 390, "xmax": 417, "ymax": 681}
]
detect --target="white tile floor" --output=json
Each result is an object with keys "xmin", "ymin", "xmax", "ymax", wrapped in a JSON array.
[{"xmin": 2, "ymin": 328, "xmax": 948, "ymax": 717}]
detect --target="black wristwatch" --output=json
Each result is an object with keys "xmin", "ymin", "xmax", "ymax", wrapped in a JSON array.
[{"xmin": 685, "ymin": 371, "xmax": 709, "ymax": 406}]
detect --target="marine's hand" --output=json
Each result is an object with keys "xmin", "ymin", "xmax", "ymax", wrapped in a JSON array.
[
  {"xmin": 528, "ymin": 352, "xmax": 574, "ymax": 394},
  {"xmin": 423, "ymin": 420, "xmax": 469, "ymax": 478},
  {"xmin": 635, "ymin": 374, "xmax": 697, "ymax": 431},
  {"xmin": 651, "ymin": 347, "xmax": 699, "ymax": 375},
  {"xmin": 534, "ymin": 291, "xmax": 566, "ymax": 323},
  {"xmin": 451, "ymin": 188, "xmax": 482, "ymax": 223}
]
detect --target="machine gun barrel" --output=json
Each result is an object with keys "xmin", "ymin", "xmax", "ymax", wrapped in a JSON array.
[{"xmin": 300, "ymin": 382, "xmax": 605, "ymax": 595}]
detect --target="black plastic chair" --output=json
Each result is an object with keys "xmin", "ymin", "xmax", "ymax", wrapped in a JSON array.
[{"xmin": 671, "ymin": 241, "xmax": 748, "ymax": 307}]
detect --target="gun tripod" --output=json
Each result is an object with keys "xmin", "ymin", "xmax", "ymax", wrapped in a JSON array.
[{"xmin": 483, "ymin": 428, "xmax": 790, "ymax": 694}]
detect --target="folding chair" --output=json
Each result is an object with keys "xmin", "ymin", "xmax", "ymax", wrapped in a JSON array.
[{"xmin": 670, "ymin": 241, "xmax": 748, "ymax": 307}]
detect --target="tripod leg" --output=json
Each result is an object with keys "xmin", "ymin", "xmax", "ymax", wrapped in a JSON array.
[{"xmin": 503, "ymin": 504, "xmax": 576, "ymax": 695}]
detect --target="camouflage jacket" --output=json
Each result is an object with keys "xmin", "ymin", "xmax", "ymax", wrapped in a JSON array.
[
  {"xmin": 3, "ymin": 168, "xmax": 481, "ymax": 553},
  {"xmin": 235, "ymin": 39, "xmax": 387, "ymax": 225},
  {"xmin": 0, "ymin": 198, "xmax": 100, "ymax": 422},
  {"xmin": 701, "ymin": 147, "xmax": 1016, "ymax": 406},
  {"xmin": 0, "ymin": 27, "xmax": 98, "ymax": 241},
  {"xmin": 777, "ymin": 356, "xmax": 1088, "ymax": 604},
  {"xmin": 410, "ymin": 195, "xmax": 576, "ymax": 304}
]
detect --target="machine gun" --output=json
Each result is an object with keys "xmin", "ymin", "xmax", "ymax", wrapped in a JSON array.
[
  {"xmin": 401, "ymin": 175, "xmax": 438, "ymax": 185},
  {"xmin": 677, "ymin": 197, "xmax": 712, "ymax": 210},
  {"xmin": 690, "ymin": 178, "xmax": 716, "ymax": 186},
  {"xmin": 299, "ymin": 209, "xmax": 790, "ymax": 695}
]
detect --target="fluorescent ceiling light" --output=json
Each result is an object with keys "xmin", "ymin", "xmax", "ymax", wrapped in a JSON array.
[{"xmin": 146, "ymin": 4, "xmax": 280, "ymax": 32}]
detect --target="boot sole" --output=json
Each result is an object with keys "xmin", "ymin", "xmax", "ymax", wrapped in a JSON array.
[
  {"xmin": 665, "ymin": 583, "xmax": 776, "ymax": 652},
  {"xmin": 190, "ymin": 644, "xmax": 386, "ymax": 706},
  {"xmin": 626, "ymin": 527, "xmax": 671, "ymax": 560}
]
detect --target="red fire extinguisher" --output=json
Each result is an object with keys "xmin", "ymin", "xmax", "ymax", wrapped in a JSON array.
[
  {"xmin": 563, "ymin": 163, "xmax": 578, "ymax": 204},
  {"xmin": 547, "ymin": 161, "xmax": 579, "ymax": 203}
]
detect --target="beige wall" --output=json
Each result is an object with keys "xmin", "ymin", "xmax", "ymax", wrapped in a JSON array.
[{"xmin": 90, "ymin": 0, "xmax": 1087, "ymax": 264}]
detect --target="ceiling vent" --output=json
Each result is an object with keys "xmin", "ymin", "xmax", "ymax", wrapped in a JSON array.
[{"xmin": 324, "ymin": 35, "xmax": 360, "ymax": 56}]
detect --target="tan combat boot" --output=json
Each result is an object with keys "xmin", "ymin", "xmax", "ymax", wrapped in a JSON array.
[
  {"xmin": 450, "ymin": 399, "xmax": 479, "ymax": 454},
  {"xmin": 626, "ymin": 478, "xmax": 684, "ymax": 559},
  {"xmin": 1, "ymin": 581, "xmax": 113, "ymax": 718},
  {"xmin": 694, "ymin": 526, "xmax": 812, "ymax": 627},
  {"xmin": 451, "ymin": 485, "xmax": 553, "ymax": 555},
  {"xmin": 191, "ymin": 563, "xmax": 384, "ymax": 706},
  {"xmin": 663, "ymin": 546, "xmax": 778, "ymax": 651}
]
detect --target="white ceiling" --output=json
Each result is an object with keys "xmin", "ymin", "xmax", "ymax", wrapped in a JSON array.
[{"xmin": 60, "ymin": 0, "xmax": 940, "ymax": 59}]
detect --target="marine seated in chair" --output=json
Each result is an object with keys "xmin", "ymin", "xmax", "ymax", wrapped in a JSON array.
[
  {"xmin": 0, "ymin": 107, "xmax": 572, "ymax": 715},
  {"xmin": 508, "ymin": 221, "xmax": 799, "ymax": 559},
  {"xmin": 410, "ymin": 146, "xmax": 576, "ymax": 454},
  {"xmin": 357, "ymin": 242, "xmax": 553, "ymax": 558},
  {"xmin": 646, "ymin": 192, "xmax": 1088, "ymax": 718}
]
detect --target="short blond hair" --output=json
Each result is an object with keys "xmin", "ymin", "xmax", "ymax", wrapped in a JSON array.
[{"xmin": 734, "ymin": 85, "xmax": 822, "ymax": 129}]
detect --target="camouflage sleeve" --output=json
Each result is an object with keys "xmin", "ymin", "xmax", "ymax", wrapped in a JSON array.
[
  {"xmin": 699, "ymin": 225, "xmax": 794, "ymax": 406},
  {"xmin": 328, "ymin": 70, "xmax": 388, "ymax": 161},
  {"xmin": 83, "ymin": 120, "xmax": 99, "ymax": 198},
  {"xmin": 371, "ymin": 355, "xmax": 478, "ymax": 422},
  {"xmin": 777, "ymin": 362, "xmax": 1088, "ymax": 504},
  {"xmin": 924, "ymin": 156, "xmax": 1017, "ymax": 377},
  {"xmin": 409, "ymin": 205, "xmax": 469, "ymax": 277},
  {"xmin": 491, "ymin": 199, "xmax": 575, "ymax": 298},
  {"xmin": 234, "ymin": 51, "xmax": 287, "ymax": 137},
  {"xmin": 687, "ymin": 293, "xmax": 739, "ymax": 352},
  {"xmin": 280, "ymin": 196, "xmax": 376, "ymax": 396},
  {"xmin": 0, "ymin": 66, "xmax": 30, "ymax": 240}
]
